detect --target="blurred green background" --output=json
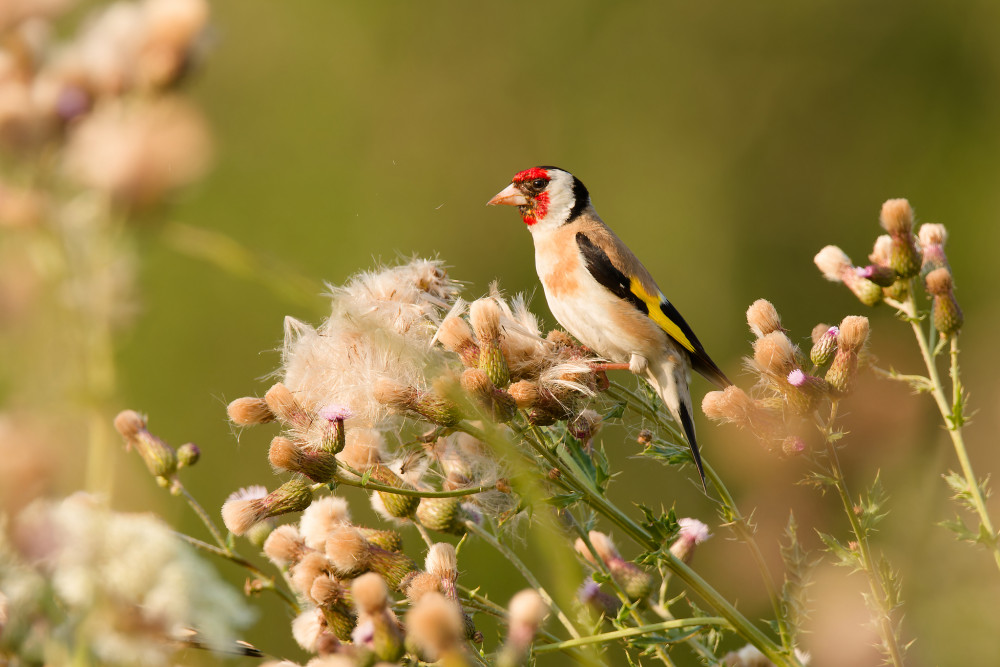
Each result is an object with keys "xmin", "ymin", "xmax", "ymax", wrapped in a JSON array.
[{"xmin": 72, "ymin": 0, "xmax": 1000, "ymax": 664}]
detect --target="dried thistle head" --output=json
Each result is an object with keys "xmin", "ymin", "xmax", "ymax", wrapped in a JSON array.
[
  {"xmin": 299, "ymin": 496, "xmax": 351, "ymax": 550},
  {"xmin": 226, "ymin": 397, "xmax": 275, "ymax": 425},
  {"xmin": 880, "ymin": 198, "xmax": 914, "ymax": 236},
  {"xmin": 405, "ymin": 592, "xmax": 465, "ymax": 661},
  {"xmin": 263, "ymin": 524, "xmax": 309, "ymax": 567},
  {"xmin": 746, "ymin": 299, "xmax": 783, "ymax": 338},
  {"xmin": 752, "ymin": 332, "xmax": 799, "ymax": 379}
]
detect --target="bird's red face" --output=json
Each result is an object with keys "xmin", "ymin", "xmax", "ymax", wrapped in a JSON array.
[{"xmin": 487, "ymin": 167, "xmax": 553, "ymax": 225}]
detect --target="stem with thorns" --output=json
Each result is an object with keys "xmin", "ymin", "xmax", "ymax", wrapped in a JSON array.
[
  {"xmin": 606, "ymin": 382, "xmax": 795, "ymax": 654},
  {"xmin": 533, "ymin": 617, "xmax": 729, "ymax": 654},
  {"xmin": 499, "ymin": 416, "xmax": 797, "ymax": 666},
  {"xmin": 463, "ymin": 520, "xmax": 583, "ymax": 641},
  {"xmin": 894, "ymin": 285, "xmax": 1000, "ymax": 571},
  {"xmin": 818, "ymin": 402, "xmax": 905, "ymax": 667}
]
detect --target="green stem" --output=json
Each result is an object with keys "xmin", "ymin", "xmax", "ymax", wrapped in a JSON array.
[
  {"xmin": 175, "ymin": 479, "xmax": 229, "ymax": 551},
  {"xmin": 463, "ymin": 520, "xmax": 583, "ymax": 641},
  {"xmin": 610, "ymin": 382, "xmax": 794, "ymax": 653},
  {"xmin": 820, "ymin": 404, "xmax": 904, "ymax": 667},
  {"xmin": 534, "ymin": 617, "xmax": 729, "ymax": 654},
  {"xmin": 568, "ymin": 514, "xmax": 679, "ymax": 666},
  {"xmin": 330, "ymin": 470, "xmax": 496, "ymax": 498},
  {"xmin": 899, "ymin": 291, "xmax": 1000, "ymax": 571},
  {"xmin": 515, "ymin": 418, "xmax": 795, "ymax": 666},
  {"xmin": 174, "ymin": 532, "xmax": 299, "ymax": 612}
]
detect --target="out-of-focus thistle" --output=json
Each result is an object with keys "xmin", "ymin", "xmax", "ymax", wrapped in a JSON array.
[
  {"xmin": 0, "ymin": 494, "xmax": 252, "ymax": 666},
  {"xmin": 670, "ymin": 517, "xmax": 713, "ymax": 564},
  {"xmin": 824, "ymin": 316, "xmax": 869, "ymax": 397},
  {"xmin": 113, "ymin": 409, "xmax": 177, "ymax": 479},
  {"xmin": 497, "ymin": 589, "xmax": 548, "ymax": 667},
  {"xmin": 918, "ymin": 223, "xmax": 950, "ymax": 278},
  {"xmin": 703, "ymin": 300, "xmax": 871, "ymax": 456},
  {"xmin": 576, "ymin": 531, "xmax": 654, "ymax": 601}
]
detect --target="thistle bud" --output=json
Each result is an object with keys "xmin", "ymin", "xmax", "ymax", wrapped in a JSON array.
[
  {"xmin": 318, "ymin": 404, "xmax": 350, "ymax": 454},
  {"xmin": 416, "ymin": 497, "xmax": 467, "ymax": 535},
  {"xmin": 351, "ymin": 573, "xmax": 405, "ymax": 662},
  {"xmin": 460, "ymin": 368, "xmax": 516, "ymax": 422},
  {"xmin": 809, "ymin": 325, "xmax": 839, "ymax": 367},
  {"xmin": 470, "ymin": 298, "xmax": 511, "ymax": 388},
  {"xmin": 669, "ymin": 518, "xmax": 711, "ymax": 564},
  {"xmin": 368, "ymin": 544, "xmax": 417, "ymax": 590},
  {"xmin": 226, "ymin": 396, "xmax": 275, "ymax": 425},
  {"xmin": 752, "ymin": 332, "xmax": 798, "ymax": 380},
  {"xmin": 746, "ymin": 299, "xmax": 783, "ymax": 338},
  {"xmin": 855, "ymin": 264, "xmax": 896, "ymax": 288},
  {"xmin": 299, "ymin": 496, "xmax": 351, "ymax": 549},
  {"xmin": 785, "ymin": 369, "xmax": 828, "ymax": 415},
  {"xmin": 568, "ymin": 409, "xmax": 602, "ymax": 441},
  {"xmin": 264, "ymin": 383, "xmax": 310, "ymax": 429},
  {"xmin": 578, "ymin": 579, "xmax": 622, "ymax": 617},
  {"xmin": 357, "ymin": 527, "xmax": 404, "ymax": 553},
  {"xmin": 781, "ymin": 435, "xmax": 807, "ymax": 457},
  {"xmin": 263, "ymin": 524, "xmax": 309, "ymax": 567},
  {"xmin": 113, "ymin": 410, "xmax": 178, "ymax": 478},
  {"xmin": 578, "ymin": 532, "xmax": 654, "ymax": 601},
  {"xmin": 324, "ymin": 525, "xmax": 370, "ymax": 577},
  {"xmin": 814, "ymin": 246, "xmax": 882, "ymax": 306},
  {"xmin": 269, "ymin": 437, "xmax": 337, "ymax": 483},
  {"xmin": 507, "ymin": 380, "xmax": 540, "ymax": 409},
  {"xmin": 222, "ymin": 477, "xmax": 313, "ymax": 535},
  {"xmin": 176, "ymin": 442, "xmax": 200, "ymax": 468},
  {"xmin": 702, "ymin": 386, "xmax": 785, "ymax": 446},
  {"xmin": 926, "ymin": 268, "xmax": 963, "ymax": 338},
  {"xmin": 374, "ymin": 379, "xmax": 463, "ymax": 427},
  {"xmin": 405, "ymin": 593, "xmax": 466, "ymax": 664},
  {"xmin": 918, "ymin": 223, "xmax": 950, "ymax": 277},
  {"xmin": 825, "ymin": 316, "xmax": 869, "ymax": 396},
  {"xmin": 879, "ymin": 198, "xmax": 922, "ymax": 279},
  {"xmin": 498, "ymin": 589, "xmax": 548, "ymax": 667},
  {"xmin": 360, "ymin": 464, "xmax": 417, "ymax": 518},
  {"xmin": 438, "ymin": 314, "xmax": 481, "ymax": 367}
]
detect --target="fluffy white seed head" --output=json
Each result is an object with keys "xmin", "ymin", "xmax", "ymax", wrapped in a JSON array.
[
  {"xmin": 425, "ymin": 543, "xmax": 457, "ymax": 582},
  {"xmin": 299, "ymin": 497, "xmax": 351, "ymax": 550}
]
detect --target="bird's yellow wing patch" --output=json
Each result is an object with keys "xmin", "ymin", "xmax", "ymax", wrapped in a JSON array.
[{"xmin": 628, "ymin": 279, "xmax": 696, "ymax": 353}]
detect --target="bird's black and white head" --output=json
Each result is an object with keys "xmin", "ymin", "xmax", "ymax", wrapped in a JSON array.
[{"xmin": 487, "ymin": 166, "xmax": 592, "ymax": 231}]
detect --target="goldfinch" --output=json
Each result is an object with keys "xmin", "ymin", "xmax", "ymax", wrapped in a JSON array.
[{"xmin": 487, "ymin": 166, "xmax": 730, "ymax": 487}]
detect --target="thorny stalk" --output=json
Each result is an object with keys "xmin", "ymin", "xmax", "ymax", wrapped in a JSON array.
[
  {"xmin": 173, "ymin": 532, "xmax": 299, "ymax": 611},
  {"xmin": 890, "ymin": 283, "xmax": 1000, "ymax": 572},
  {"xmin": 505, "ymin": 415, "xmax": 795, "ymax": 666},
  {"xmin": 606, "ymin": 381, "xmax": 795, "ymax": 655},
  {"xmin": 533, "ymin": 617, "xmax": 729, "ymax": 654},
  {"xmin": 463, "ymin": 519, "xmax": 583, "ymax": 641},
  {"xmin": 817, "ymin": 403, "xmax": 904, "ymax": 667}
]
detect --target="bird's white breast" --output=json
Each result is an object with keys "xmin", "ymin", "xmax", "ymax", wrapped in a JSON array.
[{"xmin": 530, "ymin": 225, "xmax": 665, "ymax": 364}]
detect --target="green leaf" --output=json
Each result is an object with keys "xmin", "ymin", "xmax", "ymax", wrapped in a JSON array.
[
  {"xmin": 635, "ymin": 504, "xmax": 678, "ymax": 546},
  {"xmin": 816, "ymin": 530, "xmax": 861, "ymax": 570},
  {"xmin": 360, "ymin": 467, "xmax": 373, "ymax": 486},
  {"xmin": 548, "ymin": 492, "xmax": 583, "ymax": 509},
  {"xmin": 603, "ymin": 402, "xmax": 626, "ymax": 421}
]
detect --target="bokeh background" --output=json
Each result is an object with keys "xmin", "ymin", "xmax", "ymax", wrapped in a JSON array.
[{"xmin": 6, "ymin": 0, "xmax": 1000, "ymax": 664}]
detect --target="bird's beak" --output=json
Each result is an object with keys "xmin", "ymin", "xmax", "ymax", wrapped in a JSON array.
[{"xmin": 487, "ymin": 183, "xmax": 528, "ymax": 207}]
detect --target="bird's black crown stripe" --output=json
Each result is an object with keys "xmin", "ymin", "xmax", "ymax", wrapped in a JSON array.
[
  {"xmin": 575, "ymin": 232, "xmax": 646, "ymax": 313},
  {"xmin": 567, "ymin": 176, "xmax": 590, "ymax": 223}
]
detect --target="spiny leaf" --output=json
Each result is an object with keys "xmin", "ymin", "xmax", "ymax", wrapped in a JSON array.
[
  {"xmin": 636, "ymin": 504, "xmax": 678, "ymax": 545},
  {"xmin": 603, "ymin": 402, "xmax": 626, "ymax": 421},
  {"xmin": 816, "ymin": 530, "xmax": 861, "ymax": 571}
]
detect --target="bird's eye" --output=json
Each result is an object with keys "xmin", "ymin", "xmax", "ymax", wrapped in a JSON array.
[{"xmin": 532, "ymin": 178, "xmax": 547, "ymax": 189}]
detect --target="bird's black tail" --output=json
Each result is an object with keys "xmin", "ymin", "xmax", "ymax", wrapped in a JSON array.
[{"xmin": 678, "ymin": 401, "xmax": 707, "ymax": 491}]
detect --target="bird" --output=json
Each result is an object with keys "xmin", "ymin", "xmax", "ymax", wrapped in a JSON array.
[{"xmin": 487, "ymin": 166, "xmax": 730, "ymax": 488}]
